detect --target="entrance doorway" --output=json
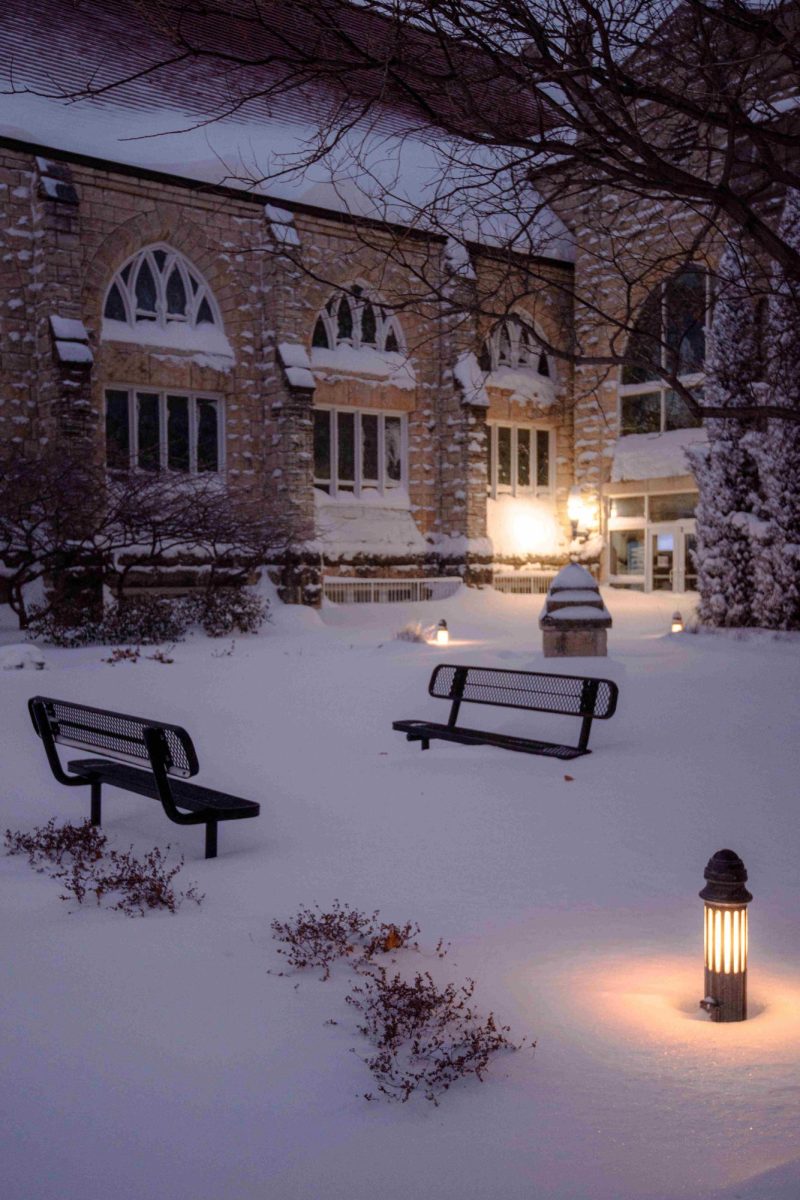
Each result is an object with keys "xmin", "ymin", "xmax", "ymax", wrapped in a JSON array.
[{"xmin": 648, "ymin": 522, "xmax": 697, "ymax": 591}]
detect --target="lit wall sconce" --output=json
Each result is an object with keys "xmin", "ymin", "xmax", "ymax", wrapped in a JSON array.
[
  {"xmin": 671, "ymin": 611, "xmax": 684, "ymax": 633},
  {"xmin": 699, "ymin": 849, "xmax": 753, "ymax": 1023},
  {"xmin": 567, "ymin": 486, "xmax": 598, "ymax": 540},
  {"xmin": 435, "ymin": 619, "xmax": 449, "ymax": 646}
]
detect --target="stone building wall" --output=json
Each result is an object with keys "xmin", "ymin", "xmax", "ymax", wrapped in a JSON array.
[{"xmin": 0, "ymin": 138, "xmax": 576, "ymax": 602}]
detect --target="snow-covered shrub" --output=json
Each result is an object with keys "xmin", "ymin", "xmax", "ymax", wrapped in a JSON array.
[
  {"xmin": 27, "ymin": 595, "xmax": 193, "ymax": 646},
  {"xmin": 750, "ymin": 188, "xmax": 800, "ymax": 630},
  {"xmin": 4, "ymin": 819, "xmax": 203, "ymax": 916},
  {"xmin": 194, "ymin": 588, "xmax": 267, "ymax": 637},
  {"xmin": 271, "ymin": 900, "xmax": 422, "ymax": 980},
  {"xmin": 394, "ymin": 621, "xmax": 427, "ymax": 643},
  {"xmin": 347, "ymin": 966, "xmax": 529, "ymax": 1105},
  {"xmin": 688, "ymin": 242, "xmax": 760, "ymax": 627}
]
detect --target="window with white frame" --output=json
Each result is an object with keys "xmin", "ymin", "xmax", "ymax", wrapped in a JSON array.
[
  {"xmin": 478, "ymin": 318, "xmax": 551, "ymax": 377},
  {"xmin": 105, "ymin": 388, "xmax": 223, "ymax": 474},
  {"xmin": 311, "ymin": 285, "xmax": 403, "ymax": 353},
  {"xmin": 103, "ymin": 245, "xmax": 221, "ymax": 335},
  {"xmin": 619, "ymin": 268, "xmax": 709, "ymax": 435},
  {"xmin": 313, "ymin": 407, "xmax": 405, "ymax": 497},
  {"xmin": 486, "ymin": 423, "xmax": 552, "ymax": 497}
]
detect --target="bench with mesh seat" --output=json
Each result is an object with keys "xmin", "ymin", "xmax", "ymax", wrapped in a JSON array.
[
  {"xmin": 393, "ymin": 665, "xmax": 619, "ymax": 760},
  {"xmin": 28, "ymin": 696, "xmax": 260, "ymax": 859}
]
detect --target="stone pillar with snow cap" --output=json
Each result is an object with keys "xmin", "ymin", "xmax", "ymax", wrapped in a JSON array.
[{"xmin": 539, "ymin": 563, "xmax": 612, "ymax": 657}]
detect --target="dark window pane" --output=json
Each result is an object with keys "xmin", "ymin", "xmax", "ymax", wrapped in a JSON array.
[
  {"xmin": 609, "ymin": 496, "xmax": 645, "ymax": 519},
  {"xmin": 135, "ymin": 259, "xmax": 157, "ymax": 315},
  {"xmin": 337, "ymin": 411, "xmax": 355, "ymax": 484},
  {"xmin": 137, "ymin": 392, "xmax": 160, "ymax": 471},
  {"xmin": 538, "ymin": 351, "xmax": 550, "ymax": 377},
  {"xmin": 385, "ymin": 416, "xmax": 402, "ymax": 483},
  {"xmin": 361, "ymin": 302, "xmax": 377, "ymax": 346},
  {"xmin": 104, "ymin": 283, "xmax": 126, "ymax": 322},
  {"xmin": 497, "ymin": 326, "xmax": 513, "ymax": 365},
  {"xmin": 362, "ymin": 413, "xmax": 378, "ymax": 481},
  {"xmin": 166, "ymin": 268, "xmax": 187, "ymax": 316},
  {"xmin": 105, "ymin": 390, "xmax": 130, "ymax": 469},
  {"xmin": 384, "ymin": 326, "xmax": 399, "ymax": 353},
  {"xmin": 478, "ymin": 341, "xmax": 492, "ymax": 372},
  {"xmin": 189, "ymin": 273, "xmax": 200, "ymax": 295},
  {"xmin": 337, "ymin": 298, "xmax": 353, "ymax": 342},
  {"xmin": 665, "ymin": 269, "xmax": 706, "ymax": 376},
  {"xmin": 153, "ymin": 249, "xmax": 167, "ymax": 271},
  {"xmin": 196, "ymin": 296, "xmax": 214, "ymax": 325},
  {"xmin": 312, "ymin": 317, "xmax": 329, "ymax": 348},
  {"xmin": 313, "ymin": 410, "xmax": 331, "ymax": 481},
  {"xmin": 120, "ymin": 262, "xmax": 132, "ymax": 284},
  {"xmin": 536, "ymin": 430, "xmax": 550, "ymax": 487},
  {"xmin": 621, "ymin": 392, "xmax": 661, "ymax": 435},
  {"xmin": 167, "ymin": 395, "xmax": 190, "ymax": 471},
  {"xmin": 665, "ymin": 389, "xmax": 703, "ymax": 430},
  {"xmin": 517, "ymin": 428, "xmax": 531, "ymax": 487},
  {"xmin": 486, "ymin": 424, "xmax": 493, "ymax": 489},
  {"xmin": 197, "ymin": 399, "xmax": 219, "ymax": 472},
  {"xmin": 623, "ymin": 287, "xmax": 662, "ymax": 384},
  {"xmin": 648, "ymin": 492, "xmax": 697, "ymax": 521},
  {"xmin": 497, "ymin": 426, "xmax": 512, "ymax": 486},
  {"xmin": 610, "ymin": 530, "xmax": 645, "ymax": 575}
]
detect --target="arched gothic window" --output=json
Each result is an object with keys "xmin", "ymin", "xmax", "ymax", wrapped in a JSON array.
[
  {"xmin": 103, "ymin": 245, "xmax": 221, "ymax": 334},
  {"xmin": 312, "ymin": 285, "xmax": 404, "ymax": 354},
  {"xmin": 478, "ymin": 317, "xmax": 551, "ymax": 377},
  {"xmin": 620, "ymin": 267, "xmax": 708, "ymax": 434}
]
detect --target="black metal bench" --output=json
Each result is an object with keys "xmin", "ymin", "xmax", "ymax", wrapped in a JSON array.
[
  {"xmin": 393, "ymin": 664, "xmax": 619, "ymax": 760},
  {"xmin": 28, "ymin": 696, "xmax": 260, "ymax": 858}
]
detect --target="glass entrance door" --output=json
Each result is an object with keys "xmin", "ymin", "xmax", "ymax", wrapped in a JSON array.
[{"xmin": 648, "ymin": 522, "xmax": 697, "ymax": 591}]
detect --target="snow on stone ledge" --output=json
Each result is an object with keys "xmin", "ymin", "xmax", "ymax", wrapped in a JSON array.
[
  {"xmin": 310, "ymin": 346, "xmax": 415, "ymax": 389},
  {"xmin": 264, "ymin": 204, "xmax": 300, "ymax": 246},
  {"xmin": 550, "ymin": 562, "xmax": 598, "ymax": 592},
  {"xmin": 101, "ymin": 318, "xmax": 234, "ymax": 362},
  {"xmin": 453, "ymin": 352, "xmax": 489, "ymax": 407},
  {"xmin": 277, "ymin": 342, "xmax": 315, "ymax": 389},
  {"xmin": 486, "ymin": 366, "xmax": 555, "ymax": 407},
  {"xmin": 611, "ymin": 428, "xmax": 707, "ymax": 482},
  {"xmin": 542, "ymin": 604, "xmax": 610, "ymax": 621},
  {"xmin": 443, "ymin": 237, "xmax": 476, "ymax": 281}
]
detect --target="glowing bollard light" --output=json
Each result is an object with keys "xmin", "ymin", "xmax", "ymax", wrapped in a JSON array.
[
  {"xmin": 699, "ymin": 849, "xmax": 753, "ymax": 1022},
  {"xmin": 435, "ymin": 619, "xmax": 449, "ymax": 646},
  {"xmin": 671, "ymin": 611, "xmax": 684, "ymax": 633}
]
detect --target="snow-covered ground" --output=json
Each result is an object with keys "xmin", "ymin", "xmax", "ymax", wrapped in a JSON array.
[{"xmin": 2, "ymin": 587, "xmax": 800, "ymax": 1200}]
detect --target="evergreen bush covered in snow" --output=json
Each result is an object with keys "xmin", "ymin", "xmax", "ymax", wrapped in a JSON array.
[
  {"xmin": 688, "ymin": 243, "xmax": 761, "ymax": 626},
  {"xmin": 750, "ymin": 188, "xmax": 800, "ymax": 630}
]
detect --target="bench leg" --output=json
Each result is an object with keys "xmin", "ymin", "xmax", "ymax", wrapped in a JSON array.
[
  {"xmin": 205, "ymin": 821, "xmax": 218, "ymax": 860},
  {"xmin": 90, "ymin": 781, "xmax": 102, "ymax": 827}
]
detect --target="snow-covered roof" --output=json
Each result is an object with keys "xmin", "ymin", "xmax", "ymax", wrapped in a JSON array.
[
  {"xmin": 610, "ymin": 428, "xmax": 707, "ymax": 483},
  {"xmin": 0, "ymin": 0, "xmax": 573, "ymax": 260}
]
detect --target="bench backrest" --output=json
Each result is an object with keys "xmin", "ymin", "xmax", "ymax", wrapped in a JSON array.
[
  {"xmin": 29, "ymin": 696, "xmax": 199, "ymax": 778},
  {"xmin": 429, "ymin": 665, "xmax": 618, "ymax": 719}
]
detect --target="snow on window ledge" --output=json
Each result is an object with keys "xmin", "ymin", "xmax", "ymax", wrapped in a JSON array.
[
  {"xmin": 314, "ymin": 486, "xmax": 412, "ymax": 510},
  {"xmin": 310, "ymin": 346, "xmax": 416, "ymax": 389},
  {"xmin": 101, "ymin": 318, "xmax": 234, "ymax": 360},
  {"xmin": 486, "ymin": 367, "xmax": 556, "ymax": 407},
  {"xmin": 611, "ymin": 427, "xmax": 707, "ymax": 482}
]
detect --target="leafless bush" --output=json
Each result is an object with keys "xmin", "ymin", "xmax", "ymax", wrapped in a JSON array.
[
  {"xmin": 270, "ymin": 899, "xmax": 424, "ymax": 980},
  {"xmin": 393, "ymin": 622, "xmax": 428, "ymax": 643},
  {"xmin": 5, "ymin": 819, "xmax": 203, "ymax": 916},
  {"xmin": 194, "ymin": 588, "xmax": 267, "ymax": 637},
  {"xmin": 347, "ymin": 966, "xmax": 529, "ymax": 1105}
]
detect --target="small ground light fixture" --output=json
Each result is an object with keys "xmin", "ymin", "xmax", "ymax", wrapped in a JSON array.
[
  {"xmin": 435, "ymin": 618, "xmax": 449, "ymax": 646},
  {"xmin": 671, "ymin": 611, "xmax": 684, "ymax": 633},
  {"xmin": 699, "ymin": 849, "xmax": 753, "ymax": 1022}
]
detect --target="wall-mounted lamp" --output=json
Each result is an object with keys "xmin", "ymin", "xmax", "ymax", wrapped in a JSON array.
[
  {"xmin": 435, "ymin": 619, "xmax": 449, "ymax": 646},
  {"xmin": 671, "ymin": 611, "xmax": 684, "ymax": 634},
  {"xmin": 699, "ymin": 848, "xmax": 753, "ymax": 1023},
  {"xmin": 567, "ymin": 486, "xmax": 598, "ymax": 540}
]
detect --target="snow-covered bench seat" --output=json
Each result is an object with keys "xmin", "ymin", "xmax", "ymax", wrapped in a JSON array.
[
  {"xmin": 393, "ymin": 665, "xmax": 619, "ymax": 760},
  {"xmin": 28, "ymin": 696, "xmax": 260, "ymax": 859}
]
